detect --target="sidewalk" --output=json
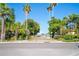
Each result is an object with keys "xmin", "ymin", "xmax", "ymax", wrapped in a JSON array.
[{"xmin": 0, "ymin": 39, "xmax": 79, "ymax": 43}]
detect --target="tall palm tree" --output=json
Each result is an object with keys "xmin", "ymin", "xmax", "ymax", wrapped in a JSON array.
[
  {"xmin": 50, "ymin": 3, "xmax": 57, "ymax": 17},
  {"xmin": 0, "ymin": 3, "xmax": 11, "ymax": 41},
  {"xmin": 47, "ymin": 3, "xmax": 57, "ymax": 38},
  {"xmin": 47, "ymin": 3, "xmax": 57, "ymax": 20},
  {"xmin": 47, "ymin": 4, "xmax": 52, "ymax": 20},
  {"xmin": 23, "ymin": 3, "xmax": 31, "ymax": 28},
  {"xmin": 50, "ymin": 3, "xmax": 57, "ymax": 7},
  {"xmin": 23, "ymin": 3, "xmax": 31, "ymax": 39}
]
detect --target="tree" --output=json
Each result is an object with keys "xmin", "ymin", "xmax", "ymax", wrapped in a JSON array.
[
  {"xmin": 5, "ymin": 8, "xmax": 15, "ymax": 34},
  {"xmin": 48, "ymin": 17, "xmax": 61, "ymax": 38},
  {"xmin": 68, "ymin": 14, "xmax": 79, "ymax": 34},
  {"xmin": 50, "ymin": 3, "xmax": 57, "ymax": 17},
  {"xmin": 60, "ymin": 17, "xmax": 68, "ymax": 35},
  {"xmin": 23, "ymin": 4, "xmax": 31, "ymax": 39},
  {"xmin": 9, "ymin": 8, "xmax": 15, "ymax": 32},
  {"xmin": 0, "ymin": 3, "xmax": 11, "ymax": 41},
  {"xmin": 14, "ymin": 22, "xmax": 21, "ymax": 40},
  {"xmin": 17, "ymin": 24, "xmax": 26, "ymax": 40},
  {"xmin": 47, "ymin": 5, "xmax": 52, "ymax": 20},
  {"xmin": 47, "ymin": 3, "xmax": 57, "ymax": 20},
  {"xmin": 64, "ymin": 14, "xmax": 79, "ymax": 34},
  {"xmin": 23, "ymin": 3, "xmax": 31, "ymax": 29},
  {"xmin": 24, "ymin": 19, "xmax": 40, "ymax": 36},
  {"xmin": 47, "ymin": 3, "xmax": 57, "ymax": 38}
]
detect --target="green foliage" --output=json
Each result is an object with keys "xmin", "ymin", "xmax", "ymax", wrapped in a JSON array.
[
  {"xmin": 5, "ymin": 30, "xmax": 15, "ymax": 40},
  {"xmin": 17, "ymin": 27, "xmax": 26, "ymax": 40},
  {"xmin": 63, "ymin": 35, "xmax": 79, "ymax": 40},
  {"xmin": 1, "ymin": 3, "xmax": 79, "ymax": 42},
  {"xmin": 48, "ymin": 14, "xmax": 79, "ymax": 39},
  {"xmin": 14, "ymin": 22, "xmax": 27, "ymax": 40},
  {"xmin": 68, "ymin": 14, "xmax": 79, "ymax": 22},
  {"xmin": 65, "ymin": 14, "xmax": 79, "ymax": 29},
  {"xmin": 0, "ymin": 3, "xmax": 11, "ymax": 16},
  {"xmin": 0, "ymin": 3, "xmax": 40, "ymax": 41},
  {"xmin": 64, "ymin": 35, "xmax": 75, "ymax": 40},
  {"xmin": 23, "ymin": 4, "xmax": 31, "ymax": 14},
  {"xmin": 63, "ymin": 39, "xmax": 79, "ymax": 42},
  {"xmin": 25, "ymin": 19, "xmax": 40, "ymax": 35},
  {"xmin": 62, "ymin": 34, "xmax": 79, "ymax": 42},
  {"xmin": 48, "ymin": 17, "xmax": 61, "ymax": 37}
]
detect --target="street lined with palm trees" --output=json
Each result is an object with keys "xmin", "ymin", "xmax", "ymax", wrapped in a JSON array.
[
  {"xmin": 0, "ymin": 3, "xmax": 79, "ymax": 56},
  {"xmin": 1, "ymin": 3, "xmax": 79, "ymax": 42}
]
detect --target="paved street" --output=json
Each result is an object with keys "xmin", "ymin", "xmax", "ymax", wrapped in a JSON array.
[{"xmin": 0, "ymin": 43, "xmax": 79, "ymax": 56}]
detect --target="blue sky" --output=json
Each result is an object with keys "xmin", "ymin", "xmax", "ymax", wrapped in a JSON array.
[{"xmin": 7, "ymin": 3, "xmax": 79, "ymax": 34}]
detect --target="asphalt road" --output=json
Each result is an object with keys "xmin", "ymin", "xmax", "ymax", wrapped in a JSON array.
[{"xmin": 0, "ymin": 43, "xmax": 79, "ymax": 56}]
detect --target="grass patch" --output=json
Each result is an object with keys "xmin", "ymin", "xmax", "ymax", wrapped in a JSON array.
[{"xmin": 63, "ymin": 39, "xmax": 79, "ymax": 42}]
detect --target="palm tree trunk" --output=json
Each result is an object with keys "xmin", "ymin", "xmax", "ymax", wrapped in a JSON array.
[
  {"xmin": 52, "ymin": 6, "xmax": 54, "ymax": 17},
  {"xmin": 60, "ymin": 26, "xmax": 63, "ymax": 35},
  {"xmin": 50, "ymin": 6, "xmax": 54, "ymax": 38},
  {"xmin": 15, "ymin": 28, "xmax": 18, "ymax": 40},
  {"xmin": 25, "ymin": 13, "xmax": 29, "ymax": 39},
  {"xmin": 48, "ymin": 11, "xmax": 50, "ymax": 21},
  {"xmin": 25, "ymin": 12, "xmax": 29, "ymax": 29},
  {"xmin": 1, "ymin": 16, "xmax": 5, "ymax": 41}
]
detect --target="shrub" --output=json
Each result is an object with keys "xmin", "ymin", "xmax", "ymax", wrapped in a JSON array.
[
  {"xmin": 63, "ymin": 34, "xmax": 79, "ymax": 40},
  {"xmin": 64, "ymin": 35, "xmax": 74, "ymax": 40},
  {"xmin": 5, "ymin": 30, "xmax": 15, "ymax": 40},
  {"xmin": 77, "ymin": 35, "xmax": 79, "ymax": 39},
  {"xmin": 17, "ymin": 32, "xmax": 26, "ymax": 40}
]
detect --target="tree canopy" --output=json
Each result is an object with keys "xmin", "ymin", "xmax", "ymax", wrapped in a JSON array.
[
  {"xmin": 24, "ymin": 19, "xmax": 40, "ymax": 35},
  {"xmin": 48, "ymin": 14, "xmax": 79, "ymax": 38}
]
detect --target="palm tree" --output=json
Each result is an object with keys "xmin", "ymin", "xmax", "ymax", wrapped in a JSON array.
[
  {"xmin": 23, "ymin": 3, "xmax": 31, "ymax": 28},
  {"xmin": 47, "ymin": 3, "xmax": 57, "ymax": 20},
  {"xmin": 47, "ymin": 4, "xmax": 52, "ymax": 20},
  {"xmin": 0, "ymin": 3, "xmax": 11, "ymax": 41},
  {"xmin": 50, "ymin": 3, "xmax": 57, "ymax": 17},
  {"xmin": 23, "ymin": 3, "xmax": 31, "ymax": 39},
  {"xmin": 47, "ymin": 3, "xmax": 57, "ymax": 38}
]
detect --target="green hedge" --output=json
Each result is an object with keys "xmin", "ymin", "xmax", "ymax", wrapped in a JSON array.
[{"xmin": 63, "ymin": 35, "xmax": 79, "ymax": 40}]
